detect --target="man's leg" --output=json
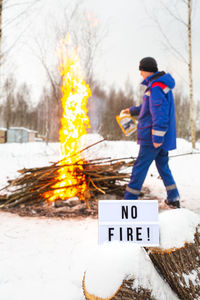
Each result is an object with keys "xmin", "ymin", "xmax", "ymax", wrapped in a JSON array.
[
  {"xmin": 155, "ymin": 149, "xmax": 180, "ymax": 202},
  {"xmin": 124, "ymin": 145, "xmax": 159, "ymax": 199}
]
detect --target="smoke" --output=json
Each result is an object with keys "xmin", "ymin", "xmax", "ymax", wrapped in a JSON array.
[{"xmin": 87, "ymin": 95, "xmax": 106, "ymax": 133}]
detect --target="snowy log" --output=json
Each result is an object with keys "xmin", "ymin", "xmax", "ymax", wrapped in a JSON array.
[
  {"xmin": 147, "ymin": 209, "xmax": 200, "ymax": 300},
  {"xmin": 83, "ymin": 274, "xmax": 153, "ymax": 300},
  {"xmin": 83, "ymin": 209, "xmax": 200, "ymax": 300},
  {"xmin": 82, "ymin": 243, "xmax": 178, "ymax": 300}
]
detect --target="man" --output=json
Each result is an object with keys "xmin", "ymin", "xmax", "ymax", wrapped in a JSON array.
[{"xmin": 123, "ymin": 57, "xmax": 180, "ymax": 208}]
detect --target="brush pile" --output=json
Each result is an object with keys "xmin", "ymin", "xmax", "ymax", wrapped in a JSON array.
[{"xmin": 0, "ymin": 141, "xmax": 135, "ymax": 216}]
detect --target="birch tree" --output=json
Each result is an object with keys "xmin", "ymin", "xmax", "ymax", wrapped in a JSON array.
[
  {"xmin": 0, "ymin": 0, "xmax": 2, "ymax": 55},
  {"xmin": 187, "ymin": 0, "xmax": 195, "ymax": 148},
  {"xmin": 146, "ymin": 0, "xmax": 197, "ymax": 148}
]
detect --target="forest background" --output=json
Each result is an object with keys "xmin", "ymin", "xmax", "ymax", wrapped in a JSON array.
[{"xmin": 0, "ymin": 0, "xmax": 200, "ymax": 144}]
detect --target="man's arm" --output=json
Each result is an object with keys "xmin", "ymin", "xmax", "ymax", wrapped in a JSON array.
[
  {"xmin": 121, "ymin": 105, "xmax": 141, "ymax": 116},
  {"xmin": 129, "ymin": 105, "xmax": 142, "ymax": 116}
]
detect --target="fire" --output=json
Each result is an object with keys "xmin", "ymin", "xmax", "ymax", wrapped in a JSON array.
[
  {"xmin": 43, "ymin": 34, "xmax": 91, "ymax": 202},
  {"xmin": 87, "ymin": 12, "xmax": 98, "ymax": 28}
]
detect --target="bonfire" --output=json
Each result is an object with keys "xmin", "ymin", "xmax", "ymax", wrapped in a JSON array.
[{"xmin": 0, "ymin": 35, "xmax": 135, "ymax": 215}]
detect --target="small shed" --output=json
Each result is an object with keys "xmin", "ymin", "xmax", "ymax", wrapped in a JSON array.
[
  {"xmin": 0, "ymin": 128, "xmax": 7, "ymax": 143},
  {"xmin": 7, "ymin": 127, "xmax": 37, "ymax": 143},
  {"xmin": 27, "ymin": 129, "xmax": 37, "ymax": 142}
]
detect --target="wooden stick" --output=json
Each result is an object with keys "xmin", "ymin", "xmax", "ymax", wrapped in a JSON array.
[{"xmin": 89, "ymin": 177, "xmax": 106, "ymax": 194}]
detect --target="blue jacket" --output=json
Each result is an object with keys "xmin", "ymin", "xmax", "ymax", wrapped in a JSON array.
[{"xmin": 130, "ymin": 71, "xmax": 177, "ymax": 151}]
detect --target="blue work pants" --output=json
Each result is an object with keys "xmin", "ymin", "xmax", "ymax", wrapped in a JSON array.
[{"xmin": 124, "ymin": 145, "xmax": 180, "ymax": 202}]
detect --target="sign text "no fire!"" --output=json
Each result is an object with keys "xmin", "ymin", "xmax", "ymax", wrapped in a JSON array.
[{"xmin": 98, "ymin": 200, "xmax": 159, "ymax": 246}]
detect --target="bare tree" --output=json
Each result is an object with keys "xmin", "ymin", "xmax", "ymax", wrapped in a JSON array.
[
  {"xmin": 15, "ymin": 83, "xmax": 30, "ymax": 127},
  {"xmin": 0, "ymin": 0, "xmax": 2, "ymax": 55},
  {"xmin": 77, "ymin": 11, "xmax": 108, "ymax": 86},
  {"xmin": 29, "ymin": 1, "xmax": 107, "ymax": 141},
  {"xmin": 29, "ymin": 0, "xmax": 83, "ymax": 103},
  {"xmin": 0, "ymin": 0, "xmax": 43, "ymax": 134},
  {"xmin": 0, "ymin": 0, "xmax": 42, "ymax": 66},
  {"xmin": 187, "ymin": 0, "xmax": 196, "ymax": 148},
  {"xmin": 49, "ymin": 0, "xmax": 107, "ymax": 86},
  {"xmin": 174, "ymin": 88, "xmax": 190, "ymax": 138},
  {"xmin": 31, "ymin": 38, "xmax": 61, "ymax": 104},
  {"xmin": 34, "ymin": 3, "xmax": 106, "ymax": 87},
  {"xmin": 145, "ymin": 0, "xmax": 197, "ymax": 148},
  {"xmin": 2, "ymin": 75, "xmax": 16, "ymax": 128}
]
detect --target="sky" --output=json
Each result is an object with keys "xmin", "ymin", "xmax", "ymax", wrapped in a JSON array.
[{"xmin": 2, "ymin": 0, "xmax": 200, "ymax": 105}]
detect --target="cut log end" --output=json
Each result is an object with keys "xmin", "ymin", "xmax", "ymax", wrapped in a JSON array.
[
  {"xmin": 82, "ymin": 272, "xmax": 119, "ymax": 300},
  {"xmin": 82, "ymin": 211, "xmax": 199, "ymax": 300},
  {"xmin": 147, "ymin": 226, "xmax": 200, "ymax": 300},
  {"xmin": 82, "ymin": 272, "xmax": 154, "ymax": 300}
]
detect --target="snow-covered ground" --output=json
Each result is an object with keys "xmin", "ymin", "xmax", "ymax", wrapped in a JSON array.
[
  {"xmin": 1, "ymin": 136, "xmax": 199, "ymax": 210},
  {"xmin": 0, "ymin": 212, "xmax": 97, "ymax": 300},
  {"xmin": 0, "ymin": 136, "xmax": 200, "ymax": 299}
]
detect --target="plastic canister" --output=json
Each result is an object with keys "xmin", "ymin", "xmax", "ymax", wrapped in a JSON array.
[{"xmin": 116, "ymin": 113, "xmax": 137, "ymax": 136}]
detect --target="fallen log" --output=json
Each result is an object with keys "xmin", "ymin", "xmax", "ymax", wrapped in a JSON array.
[
  {"xmin": 83, "ymin": 275, "xmax": 153, "ymax": 300},
  {"xmin": 82, "ymin": 244, "xmax": 178, "ymax": 300},
  {"xmin": 83, "ymin": 209, "xmax": 200, "ymax": 300}
]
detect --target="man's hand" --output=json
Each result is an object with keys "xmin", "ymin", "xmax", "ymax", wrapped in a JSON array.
[
  {"xmin": 121, "ymin": 108, "xmax": 130, "ymax": 115},
  {"xmin": 153, "ymin": 143, "xmax": 162, "ymax": 148}
]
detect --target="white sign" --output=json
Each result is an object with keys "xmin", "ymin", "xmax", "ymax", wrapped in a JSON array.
[{"xmin": 98, "ymin": 200, "xmax": 159, "ymax": 246}]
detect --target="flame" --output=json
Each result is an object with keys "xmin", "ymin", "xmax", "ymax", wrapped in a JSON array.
[
  {"xmin": 43, "ymin": 34, "xmax": 91, "ymax": 202},
  {"xmin": 87, "ymin": 12, "xmax": 98, "ymax": 28}
]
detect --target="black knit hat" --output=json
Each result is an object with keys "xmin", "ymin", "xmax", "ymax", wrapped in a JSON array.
[{"xmin": 139, "ymin": 57, "xmax": 158, "ymax": 73}]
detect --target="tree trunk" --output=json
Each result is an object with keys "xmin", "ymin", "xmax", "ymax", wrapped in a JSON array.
[
  {"xmin": 45, "ymin": 95, "xmax": 49, "ymax": 144},
  {"xmin": 188, "ymin": 0, "xmax": 196, "ymax": 149},
  {"xmin": 0, "ymin": 0, "xmax": 2, "ymax": 81},
  {"xmin": 0, "ymin": 0, "xmax": 2, "ymax": 54},
  {"xmin": 83, "ymin": 274, "xmax": 154, "ymax": 300},
  {"xmin": 147, "ymin": 226, "xmax": 200, "ymax": 300}
]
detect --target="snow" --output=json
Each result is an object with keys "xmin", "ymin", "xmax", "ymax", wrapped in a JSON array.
[
  {"xmin": 85, "ymin": 208, "xmax": 200, "ymax": 299},
  {"xmin": 0, "ymin": 212, "xmax": 97, "ymax": 300},
  {"xmin": 0, "ymin": 142, "xmax": 60, "ymax": 188},
  {"xmin": 85, "ymin": 243, "xmax": 178, "ymax": 299},
  {"xmin": 83, "ymin": 136, "xmax": 200, "ymax": 211},
  {"xmin": 131, "ymin": 138, "xmax": 200, "ymax": 212},
  {"xmin": 182, "ymin": 270, "xmax": 200, "ymax": 288},
  {"xmin": 0, "ymin": 136, "xmax": 200, "ymax": 299},
  {"xmin": 159, "ymin": 209, "xmax": 200, "ymax": 249},
  {"xmin": 1, "ymin": 136, "xmax": 200, "ymax": 211}
]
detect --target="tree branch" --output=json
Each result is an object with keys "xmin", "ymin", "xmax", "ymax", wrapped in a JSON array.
[
  {"xmin": 160, "ymin": 0, "xmax": 187, "ymax": 27},
  {"xmin": 30, "ymin": 38, "xmax": 60, "ymax": 103},
  {"xmin": 154, "ymin": 16, "xmax": 188, "ymax": 64}
]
